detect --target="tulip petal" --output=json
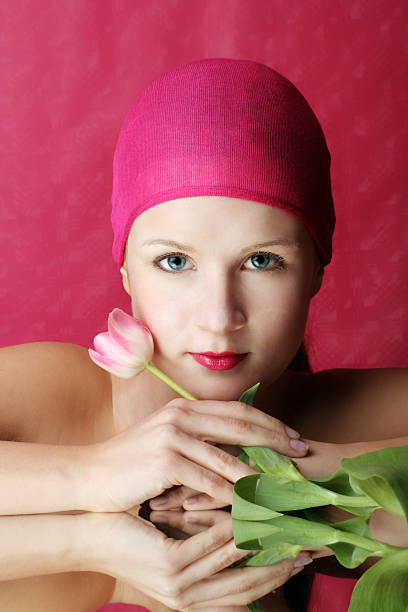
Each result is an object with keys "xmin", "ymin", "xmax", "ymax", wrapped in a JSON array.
[
  {"xmin": 88, "ymin": 348, "xmax": 136, "ymax": 379},
  {"xmin": 93, "ymin": 331, "xmax": 136, "ymax": 367},
  {"xmin": 111, "ymin": 307, "xmax": 152, "ymax": 337},
  {"xmin": 109, "ymin": 308, "xmax": 154, "ymax": 363}
]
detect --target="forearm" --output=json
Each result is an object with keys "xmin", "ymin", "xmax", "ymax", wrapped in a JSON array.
[
  {"xmin": 0, "ymin": 440, "xmax": 91, "ymax": 515},
  {"xmin": 0, "ymin": 513, "xmax": 87, "ymax": 581},
  {"xmin": 296, "ymin": 436, "xmax": 408, "ymax": 479}
]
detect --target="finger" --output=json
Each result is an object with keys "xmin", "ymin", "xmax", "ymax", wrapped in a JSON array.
[
  {"xmin": 183, "ymin": 493, "xmax": 228, "ymax": 510},
  {"xmin": 161, "ymin": 398, "xmax": 309, "ymax": 457},
  {"xmin": 167, "ymin": 430, "xmax": 258, "ymax": 505},
  {"xmin": 185, "ymin": 555, "xmax": 313, "ymax": 609},
  {"xmin": 179, "ymin": 537, "xmax": 252, "ymax": 592},
  {"xmin": 150, "ymin": 485, "xmax": 198, "ymax": 510},
  {"xmin": 151, "ymin": 510, "xmax": 206, "ymax": 536},
  {"xmin": 183, "ymin": 558, "xmax": 294, "ymax": 609},
  {"xmin": 183, "ymin": 510, "xmax": 232, "ymax": 526},
  {"xmin": 151, "ymin": 509, "xmax": 231, "ymax": 535},
  {"xmin": 151, "ymin": 490, "xmax": 225, "ymax": 511},
  {"xmin": 170, "ymin": 516, "xmax": 239, "ymax": 568}
]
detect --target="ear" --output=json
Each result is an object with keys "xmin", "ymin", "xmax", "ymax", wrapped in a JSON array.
[
  {"xmin": 120, "ymin": 263, "xmax": 131, "ymax": 296},
  {"xmin": 310, "ymin": 264, "xmax": 324, "ymax": 298}
]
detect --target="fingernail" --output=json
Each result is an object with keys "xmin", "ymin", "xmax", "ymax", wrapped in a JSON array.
[
  {"xmin": 293, "ymin": 554, "xmax": 313, "ymax": 568},
  {"xmin": 285, "ymin": 425, "xmax": 300, "ymax": 439},
  {"xmin": 289, "ymin": 438, "xmax": 309, "ymax": 452},
  {"xmin": 151, "ymin": 496, "xmax": 167, "ymax": 506},
  {"xmin": 290, "ymin": 554, "xmax": 313, "ymax": 576}
]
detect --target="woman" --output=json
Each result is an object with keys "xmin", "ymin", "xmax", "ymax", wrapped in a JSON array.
[{"xmin": 1, "ymin": 58, "xmax": 407, "ymax": 612}]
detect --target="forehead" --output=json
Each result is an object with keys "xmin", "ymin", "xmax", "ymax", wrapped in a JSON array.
[{"xmin": 128, "ymin": 196, "xmax": 312, "ymax": 243}]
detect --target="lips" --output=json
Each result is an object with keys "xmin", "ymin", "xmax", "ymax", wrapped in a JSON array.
[
  {"xmin": 189, "ymin": 352, "xmax": 248, "ymax": 371},
  {"xmin": 199, "ymin": 351, "xmax": 242, "ymax": 356}
]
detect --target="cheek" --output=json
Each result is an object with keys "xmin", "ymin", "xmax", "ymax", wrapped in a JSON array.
[
  {"xmin": 260, "ymin": 275, "xmax": 312, "ymax": 342},
  {"xmin": 129, "ymin": 277, "xmax": 186, "ymax": 338}
]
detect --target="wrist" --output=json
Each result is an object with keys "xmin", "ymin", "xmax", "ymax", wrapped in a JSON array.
[
  {"xmin": 297, "ymin": 438, "xmax": 408, "ymax": 480},
  {"xmin": 75, "ymin": 511, "xmax": 114, "ymax": 573},
  {"xmin": 294, "ymin": 440, "xmax": 348, "ymax": 479},
  {"xmin": 73, "ymin": 442, "xmax": 108, "ymax": 512}
]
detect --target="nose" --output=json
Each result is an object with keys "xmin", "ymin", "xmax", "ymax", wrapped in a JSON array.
[{"xmin": 192, "ymin": 272, "xmax": 247, "ymax": 334}]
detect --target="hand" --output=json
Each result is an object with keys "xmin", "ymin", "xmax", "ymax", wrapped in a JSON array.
[
  {"xmin": 150, "ymin": 508, "xmax": 317, "ymax": 610},
  {"xmin": 148, "ymin": 441, "xmax": 352, "ymax": 512},
  {"xmin": 82, "ymin": 397, "xmax": 309, "ymax": 513},
  {"xmin": 82, "ymin": 508, "xmax": 314, "ymax": 611},
  {"xmin": 150, "ymin": 445, "xmax": 243, "ymax": 511}
]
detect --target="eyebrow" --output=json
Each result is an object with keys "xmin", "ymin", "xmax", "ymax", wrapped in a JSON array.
[{"xmin": 141, "ymin": 238, "xmax": 301, "ymax": 254}]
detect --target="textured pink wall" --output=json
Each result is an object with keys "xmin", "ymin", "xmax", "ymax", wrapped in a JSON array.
[
  {"xmin": 1, "ymin": 0, "xmax": 407, "ymax": 372},
  {"xmin": 1, "ymin": 2, "xmax": 406, "ymax": 611}
]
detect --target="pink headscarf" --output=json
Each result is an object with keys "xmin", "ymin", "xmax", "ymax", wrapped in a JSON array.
[{"xmin": 111, "ymin": 57, "xmax": 335, "ymax": 270}]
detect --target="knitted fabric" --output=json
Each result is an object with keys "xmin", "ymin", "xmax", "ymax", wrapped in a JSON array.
[{"xmin": 111, "ymin": 57, "xmax": 335, "ymax": 269}]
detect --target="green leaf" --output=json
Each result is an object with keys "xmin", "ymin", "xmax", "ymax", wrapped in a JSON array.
[
  {"xmin": 237, "ymin": 448, "xmax": 263, "ymax": 472},
  {"xmin": 238, "ymin": 448, "xmax": 377, "ymax": 512},
  {"xmin": 241, "ymin": 446, "xmax": 306, "ymax": 483},
  {"xmin": 260, "ymin": 514, "xmax": 345, "ymax": 549},
  {"xmin": 348, "ymin": 549, "xmax": 408, "ymax": 612},
  {"xmin": 237, "ymin": 383, "xmax": 262, "ymax": 469},
  {"xmin": 238, "ymin": 382, "xmax": 261, "ymax": 406},
  {"xmin": 303, "ymin": 472, "xmax": 378, "ymax": 518},
  {"xmin": 245, "ymin": 543, "xmax": 303, "ymax": 566},
  {"xmin": 235, "ymin": 513, "xmax": 395, "ymax": 568},
  {"xmin": 336, "ymin": 504, "xmax": 377, "ymax": 519},
  {"xmin": 328, "ymin": 517, "xmax": 383, "ymax": 568},
  {"xmin": 342, "ymin": 446, "xmax": 408, "ymax": 519},
  {"xmin": 255, "ymin": 473, "xmax": 333, "ymax": 511},
  {"xmin": 232, "ymin": 396, "xmax": 408, "ymax": 611},
  {"xmin": 238, "ymin": 450, "xmax": 250, "ymax": 465},
  {"xmin": 232, "ymin": 474, "xmax": 282, "ymax": 521},
  {"xmin": 238, "ymin": 382, "xmax": 264, "ymax": 612},
  {"xmin": 310, "ymin": 468, "xmax": 365, "ymax": 497},
  {"xmin": 232, "ymin": 517, "xmax": 283, "ymax": 550}
]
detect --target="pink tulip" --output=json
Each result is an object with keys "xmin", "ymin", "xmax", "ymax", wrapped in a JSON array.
[
  {"xmin": 88, "ymin": 308, "xmax": 196, "ymax": 399},
  {"xmin": 88, "ymin": 308, "xmax": 154, "ymax": 379}
]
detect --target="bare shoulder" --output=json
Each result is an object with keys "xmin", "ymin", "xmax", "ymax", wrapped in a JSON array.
[
  {"xmin": 0, "ymin": 341, "xmax": 112, "ymax": 444},
  {"xmin": 289, "ymin": 367, "xmax": 408, "ymax": 443}
]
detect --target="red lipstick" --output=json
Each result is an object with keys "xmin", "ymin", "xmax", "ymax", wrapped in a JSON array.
[{"xmin": 189, "ymin": 352, "xmax": 248, "ymax": 370}]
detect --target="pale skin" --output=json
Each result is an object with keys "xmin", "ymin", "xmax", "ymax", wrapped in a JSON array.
[{"xmin": 1, "ymin": 196, "xmax": 408, "ymax": 611}]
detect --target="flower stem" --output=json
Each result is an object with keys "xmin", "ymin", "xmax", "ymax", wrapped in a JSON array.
[
  {"xmin": 335, "ymin": 529, "xmax": 401, "ymax": 556},
  {"xmin": 332, "ymin": 492, "xmax": 379, "ymax": 508},
  {"xmin": 145, "ymin": 362, "xmax": 196, "ymax": 400}
]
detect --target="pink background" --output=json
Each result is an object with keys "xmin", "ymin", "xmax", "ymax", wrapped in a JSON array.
[{"xmin": 1, "ymin": 1, "xmax": 406, "ymax": 610}]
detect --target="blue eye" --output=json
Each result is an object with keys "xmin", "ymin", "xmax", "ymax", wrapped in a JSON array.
[
  {"xmin": 153, "ymin": 251, "xmax": 285, "ymax": 273},
  {"xmin": 157, "ymin": 253, "xmax": 188, "ymax": 272},
  {"xmin": 248, "ymin": 252, "xmax": 274, "ymax": 270}
]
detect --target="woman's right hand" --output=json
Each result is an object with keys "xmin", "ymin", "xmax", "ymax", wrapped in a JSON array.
[
  {"xmin": 81, "ymin": 508, "xmax": 312, "ymax": 611},
  {"xmin": 82, "ymin": 396, "xmax": 309, "ymax": 513}
]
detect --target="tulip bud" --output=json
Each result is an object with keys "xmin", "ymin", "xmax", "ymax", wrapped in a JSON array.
[{"xmin": 88, "ymin": 308, "xmax": 154, "ymax": 378}]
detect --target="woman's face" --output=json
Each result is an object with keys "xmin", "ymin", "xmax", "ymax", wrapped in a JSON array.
[{"xmin": 120, "ymin": 196, "xmax": 323, "ymax": 401}]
